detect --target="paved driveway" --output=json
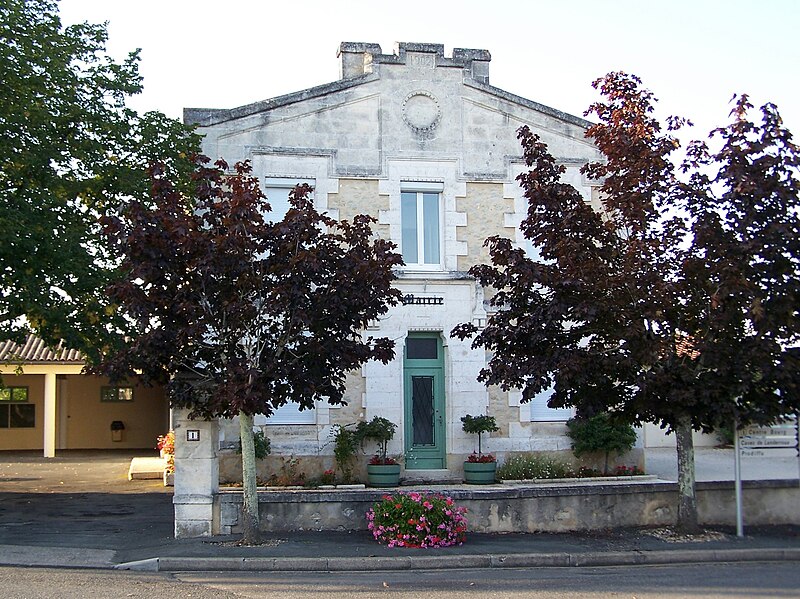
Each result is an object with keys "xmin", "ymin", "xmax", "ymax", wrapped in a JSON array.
[
  {"xmin": 0, "ymin": 450, "xmax": 173, "ymax": 557},
  {"xmin": 0, "ymin": 450, "xmax": 170, "ymax": 494}
]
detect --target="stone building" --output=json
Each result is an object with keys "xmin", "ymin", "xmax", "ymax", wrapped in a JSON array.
[{"xmin": 184, "ymin": 41, "xmax": 615, "ymax": 482}]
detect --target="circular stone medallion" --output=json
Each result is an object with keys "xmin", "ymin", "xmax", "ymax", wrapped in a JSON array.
[{"xmin": 402, "ymin": 91, "xmax": 441, "ymax": 134}]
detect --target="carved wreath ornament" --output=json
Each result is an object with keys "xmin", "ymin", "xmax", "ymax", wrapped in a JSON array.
[{"xmin": 402, "ymin": 91, "xmax": 441, "ymax": 134}]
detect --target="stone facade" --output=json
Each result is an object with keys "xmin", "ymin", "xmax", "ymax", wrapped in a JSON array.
[{"xmin": 183, "ymin": 41, "xmax": 634, "ymax": 486}]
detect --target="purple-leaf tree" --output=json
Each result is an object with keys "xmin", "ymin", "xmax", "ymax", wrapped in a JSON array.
[
  {"xmin": 453, "ymin": 73, "xmax": 800, "ymax": 533},
  {"xmin": 99, "ymin": 158, "xmax": 402, "ymax": 542}
]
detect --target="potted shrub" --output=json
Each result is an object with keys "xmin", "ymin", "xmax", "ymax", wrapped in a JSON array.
[
  {"xmin": 461, "ymin": 414, "xmax": 499, "ymax": 484},
  {"xmin": 357, "ymin": 416, "xmax": 400, "ymax": 487}
]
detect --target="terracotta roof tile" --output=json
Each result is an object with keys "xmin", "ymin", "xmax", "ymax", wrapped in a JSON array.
[
  {"xmin": 0, "ymin": 335, "xmax": 85, "ymax": 364},
  {"xmin": 675, "ymin": 332, "xmax": 700, "ymax": 360}
]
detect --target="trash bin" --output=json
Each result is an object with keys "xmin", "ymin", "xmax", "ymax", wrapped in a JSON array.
[{"xmin": 111, "ymin": 420, "xmax": 125, "ymax": 442}]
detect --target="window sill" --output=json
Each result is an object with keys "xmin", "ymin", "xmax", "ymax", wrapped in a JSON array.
[{"xmin": 396, "ymin": 270, "xmax": 471, "ymax": 281}]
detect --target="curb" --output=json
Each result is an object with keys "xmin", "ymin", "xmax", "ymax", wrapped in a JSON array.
[{"xmin": 114, "ymin": 547, "xmax": 800, "ymax": 572}]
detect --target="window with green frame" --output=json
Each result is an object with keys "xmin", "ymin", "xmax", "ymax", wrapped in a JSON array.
[
  {"xmin": 0, "ymin": 386, "xmax": 34, "ymax": 428},
  {"xmin": 101, "ymin": 386, "xmax": 134, "ymax": 402}
]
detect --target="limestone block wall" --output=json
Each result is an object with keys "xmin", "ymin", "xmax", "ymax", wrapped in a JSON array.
[
  {"xmin": 213, "ymin": 479, "xmax": 800, "ymax": 535},
  {"xmin": 217, "ymin": 368, "xmax": 370, "ymax": 484},
  {"xmin": 456, "ymin": 182, "xmax": 515, "ymax": 273},
  {"xmin": 328, "ymin": 178, "xmax": 390, "ymax": 239},
  {"xmin": 184, "ymin": 41, "xmax": 610, "ymax": 485},
  {"xmin": 642, "ymin": 422, "xmax": 721, "ymax": 448},
  {"xmin": 362, "ymin": 278, "xmax": 489, "ymax": 468}
]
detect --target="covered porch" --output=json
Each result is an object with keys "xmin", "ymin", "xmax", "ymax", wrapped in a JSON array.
[{"xmin": 0, "ymin": 336, "xmax": 168, "ymax": 457}]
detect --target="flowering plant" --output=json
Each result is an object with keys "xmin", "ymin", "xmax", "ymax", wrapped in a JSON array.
[
  {"xmin": 367, "ymin": 492, "xmax": 467, "ymax": 548},
  {"xmin": 320, "ymin": 469, "xmax": 336, "ymax": 485},
  {"xmin": 157, "ymin": 431, "xmax": 175, "ymax": 474},
  {"xmin": 466, "ymin": 452, "xmax": 496, "ymax": 463},
  {"xmin": 156, "ymin": 431, "xmax": 175, "ymax": 455},
  {"xmin": 369, "ymin": 454, "xmax": 399, "ymax": 466},
  {"xmin": 613, "ymin": 464, "xmax": 644, "ymax": 476}
]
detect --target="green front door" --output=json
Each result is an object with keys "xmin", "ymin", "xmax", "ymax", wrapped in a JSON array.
[{"xmin": 403, "ymin": 333, "xmax": 446, "ymax": 469}]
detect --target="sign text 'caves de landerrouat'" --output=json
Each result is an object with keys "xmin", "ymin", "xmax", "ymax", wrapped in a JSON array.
[{"xmin": 739, "ymin": 419, "xmax": 799, "ymax": 459}]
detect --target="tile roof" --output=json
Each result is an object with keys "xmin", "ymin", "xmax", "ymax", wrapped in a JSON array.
[
  {"xmin": 0, "ymin": 335, "xmax": 84, "ymax": 364},
  {"xmin": 675, "ymin": 332, "xmax": 700, "ymax": 360}
]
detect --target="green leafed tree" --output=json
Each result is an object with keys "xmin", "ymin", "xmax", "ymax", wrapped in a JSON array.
[
  {"xmin": 452, "ymin": 72, "xmax": 800, "ymax": 532},
  {"xmin": 565, "ymin": 413, "xmax": 637, "ymax": 475},
  {"xmin": 98, "ymin": 158, "xmax": 403, "ymax": 543},
  {"xmin": 0, "ymin": 0, "xmax": 199, "ymax": 360}
]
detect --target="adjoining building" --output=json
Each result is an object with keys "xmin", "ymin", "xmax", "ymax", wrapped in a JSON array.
[
  {"xmin": 0, "ymin": 336, "xmax": 168, "ymax": 456},
  {"xmin": 183, "ymin": 41, "xmax": 629, "ymax": 481}
]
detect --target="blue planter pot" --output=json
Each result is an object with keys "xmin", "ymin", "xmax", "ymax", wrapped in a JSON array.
[
  {"xmin": 463, "ymin": 460, "xmax": 496, "ymax": 484},
  {"xmin": 367, "ymin": 463, "xmax": 401, "ymax": 487}
]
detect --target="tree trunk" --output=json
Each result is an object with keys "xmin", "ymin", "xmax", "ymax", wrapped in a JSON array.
[
  {"xmin": 675, "ymin": 417, "xmax": 700, "ymax": 534},
  {"xmin": 239, "ymin": 411, "xmax": 261, "ymax": 544}
]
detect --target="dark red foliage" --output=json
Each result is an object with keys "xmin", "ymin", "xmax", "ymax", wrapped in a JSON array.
[
  {"xmin": 97, "ymin": 157, "xmax": 403, "ymax": 419},
  {"xmin": 452, "ymin": 72, "xmax": 800, "ymax": 433},
  {"xmin": 466, "ymin": 453, "xmax": 496, "ymax": 463},
  {"xmin": 369, "ymin": 455, "xmax": 399, "ymax": 466},
  {"xmin": 452, "ymin": 73, "xmax": 800, "ymax": 532}
]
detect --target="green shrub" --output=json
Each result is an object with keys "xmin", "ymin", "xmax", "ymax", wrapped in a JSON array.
[
  {"xmin": 330, "ymin": 424, "xmax": 360, "ymax": 483},
  {"xmin": 566, "ymin": 413, "xmax": 636, "ymax": 474},
  {"xmin": 356, "ymin": 416, "xmax": 397, "ymax": 463},
  {"xmin": 496, "ymin": 453, "xmax": 575, "ymax": 480},
  {"xmin": 461, "ymin": 414, "xmax": 499, "ymax": 457},
  {"xmin": 715, "ymin": 425, "xmax": 735, "ymax": 446},
  {"xmin": 237, "ymin": 429, "xmax": 271, "ymax": 460},
  {"xmin": 264, "ymin": 456, "xmax": 305, "ymax": 487}
]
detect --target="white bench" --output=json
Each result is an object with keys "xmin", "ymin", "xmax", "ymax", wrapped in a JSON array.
[{"xmin": 127, "ymin": 457, "xmax": 168, "ymax": 480}]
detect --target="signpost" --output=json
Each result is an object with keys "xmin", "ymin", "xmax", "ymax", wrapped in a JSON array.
[{"xmin": 734, "ymin": 416, "xmax": 799, "ymax": 537}]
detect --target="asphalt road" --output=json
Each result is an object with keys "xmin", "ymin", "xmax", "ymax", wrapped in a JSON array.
[
  {"xmin": 177, "ymin": 563, "xmax": 800, "ymax": 598},
  {"xmin": 1, "ymin": 563, "xmax": 799, "ymax": 599}
]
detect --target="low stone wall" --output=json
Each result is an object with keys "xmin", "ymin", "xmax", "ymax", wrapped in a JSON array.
[
  {"xmin": 214, "ymin": 479, "xmax": 800, "ymax": 535},
  {"xmin": 697, "ymin": 480, "xmax": 800, "ymax": 526},
  {"xmin": 217, "ymin": 448, "xmax": 646, "ymax": 486}
]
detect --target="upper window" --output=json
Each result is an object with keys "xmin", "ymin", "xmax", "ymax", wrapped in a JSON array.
[
  {"xmin": 101, "ymin": 386, "xmax": 134, "ymax": 402},
  {"xmin": 263, "ymin": 177, "xmax": 314, "ymax": 223},
  {"xmin": 529, "ymin": 384, "xmax": 574, "ymax": 422},
  {"xmin": 0, "ymin": 386, "xmax": 34, "ymax": 428},
  {"xmin": 405, "ymin": 337, "xmax": 438, "ymax": 360},
  {"xmin": 401, "ymin": 182, "xmax": 443, "ymax": 268},
  {"xmin": 0, "ymin": 386, "xmax": 28, "ymax": 402},
  {"xmin": 264, "ymin": 402, "xmax": 316, "ymax": 425}
]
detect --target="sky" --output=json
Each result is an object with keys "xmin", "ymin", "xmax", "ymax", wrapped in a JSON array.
[{"xmin": 58, "ymin": 0, "xmax": 800, "ymax": 144}]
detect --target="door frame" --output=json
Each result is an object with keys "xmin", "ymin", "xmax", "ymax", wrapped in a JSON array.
[{"xmin": 403, "ymin": 332, "xmax": 446, "ymax": 469}]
